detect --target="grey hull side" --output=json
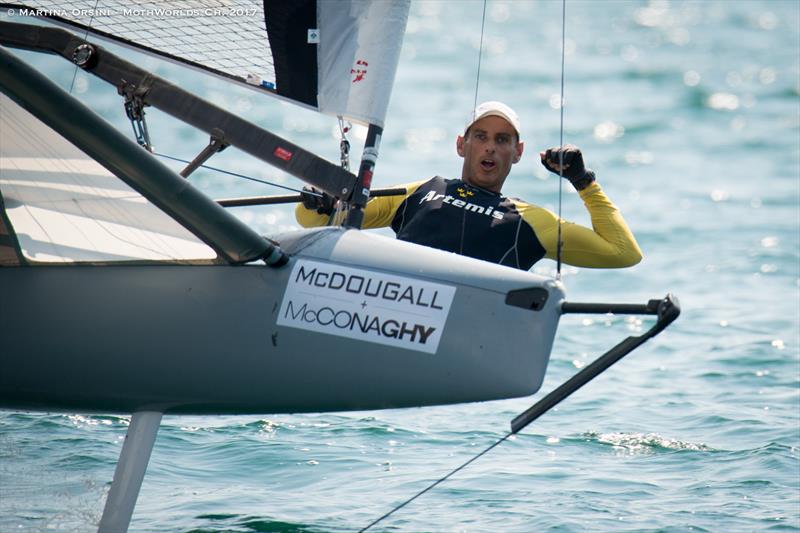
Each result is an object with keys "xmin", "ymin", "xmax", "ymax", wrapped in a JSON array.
[{"xmin": 0, "ymin": 228, "xmax": 563, "ymax": 414}]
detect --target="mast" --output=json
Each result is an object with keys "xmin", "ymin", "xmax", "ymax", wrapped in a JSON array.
[{"xmin": 345, "ymin": 124, "xmax": 382, "ymax": 229}]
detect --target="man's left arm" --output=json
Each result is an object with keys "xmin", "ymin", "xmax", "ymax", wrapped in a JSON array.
[
  {"xmin": 533, "ymin": 145, "xmax": 642, "ymax": 268},
  {"xmin": 564, "ymin": 181, "xmax": 642, "ymax": 267},
  {"xmin": 519, "ymin": 182, "xmax": 642, "ymax": 268}
]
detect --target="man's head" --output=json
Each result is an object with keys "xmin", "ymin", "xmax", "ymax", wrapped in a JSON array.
[{"xmin": 457, "ymin": 101, "xmax": 524, "ymax": 193}]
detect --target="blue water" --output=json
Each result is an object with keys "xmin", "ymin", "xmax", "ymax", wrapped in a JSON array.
[{"xmin": 1, "ymin": 1, "xmax": 799, "ymax": 531}]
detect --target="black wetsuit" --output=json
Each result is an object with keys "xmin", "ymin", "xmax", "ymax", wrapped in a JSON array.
[
  {"xmin": 297, "ymin": 176, "xmax": 642, "ymax": 270},
  {"xmin": 391, "ymin": 177, "xmax": 545, "ymax": 270}
]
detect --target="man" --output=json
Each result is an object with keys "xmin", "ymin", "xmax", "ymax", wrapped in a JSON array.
[{"xmin": 296, "ymin": 101, "xmax": 642, "ymax": 271}]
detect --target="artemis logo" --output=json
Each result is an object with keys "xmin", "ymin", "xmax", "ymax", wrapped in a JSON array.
[
  {"xmin": 351, "ymin": 59, "xmax": 368, "ymax": 82},
  {"xmin": 419, "ymin": 190, "xmax": 504, "ymax": 220}
]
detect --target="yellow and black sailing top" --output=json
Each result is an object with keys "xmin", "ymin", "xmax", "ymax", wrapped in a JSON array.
[{"xmin": 296, "ymin": 177, "xmax": 642, "ymax": 270}]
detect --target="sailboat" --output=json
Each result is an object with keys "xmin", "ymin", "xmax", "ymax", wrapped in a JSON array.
[{"xmin": 0, "ymin": 2, "xmax": 679, "ymax": 531}]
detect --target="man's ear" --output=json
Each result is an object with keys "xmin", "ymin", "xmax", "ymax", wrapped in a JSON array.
[
  {"xmin": 513, "ymin": 140, "xmax": 524, "ymax": 164},
  {"xmin": 456, "ymin": 135, "xmax": 465, "ymax": 158}
]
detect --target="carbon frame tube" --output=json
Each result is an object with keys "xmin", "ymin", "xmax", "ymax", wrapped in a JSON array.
[{"xmin": 216, "ymin": 186, "xmax": 407, "ymax": 208}]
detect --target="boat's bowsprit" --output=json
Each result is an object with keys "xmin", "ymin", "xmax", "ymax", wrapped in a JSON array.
[{"xmin": 511, "ymin": 294, "xmax": 681, "ymax": 434}]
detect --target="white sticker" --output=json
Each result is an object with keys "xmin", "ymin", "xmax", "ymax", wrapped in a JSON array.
[
  {"xmin": 278, "ymin": 259, "xmax": 455, "ymax": 354},
  {"xmin": 361, "ymin": 147, "xmax": 379, "ymax": 163},
  {"xmin": 307, "ymin": 29, "xmax": 320, "ymax": 44}
]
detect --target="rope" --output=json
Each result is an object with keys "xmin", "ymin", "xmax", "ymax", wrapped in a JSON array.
[
  {"xmin": 358, "ymin": 8, "xmax": 505, "ymax": 531},
  {"xmin": 332, "ymin": 116, "xmax": 352, "ymax": 226},
  {"xmin": 358, "ymin": 432, "xmax": 513, "ymax": 532},
  {"xmin": 152, "ymin": 152, "xmax": 311, "ymax": 195},
  {"xmin": 69, "ymin": 0, "xmax": 100, "ymax": 94},
  {"xmin": 471, "ymin": 0, "xmax": 488, "ymax": 115},
  {"xmin": 359, "ymin": 2, "xmax": 571, "ymax": 530},
  {"xmin": 555, "ymin": 0, "xmax": 567, "ymax": 279},
  {"xmin": 338, "ymin": 116, "xmax": 351, "ymax": 172}
]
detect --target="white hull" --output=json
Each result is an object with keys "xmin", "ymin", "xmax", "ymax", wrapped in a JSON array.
[{"xmin": 0, "ymin": 227, "xmax": 562, "ymax": 414}]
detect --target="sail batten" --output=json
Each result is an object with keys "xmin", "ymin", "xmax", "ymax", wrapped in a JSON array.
[{"xmin": 2, "ymin": 0, "xmax": 410, "ymax": 127}]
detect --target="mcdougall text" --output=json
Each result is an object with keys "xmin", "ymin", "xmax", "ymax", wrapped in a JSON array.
[{"xmin": 295, "ymin": 266, "xmax": 444, "ymax": 309}]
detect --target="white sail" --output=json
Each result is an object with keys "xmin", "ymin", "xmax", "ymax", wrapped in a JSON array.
[
  {"xmin": 317, "ymin": 0, "xmax": 409, "ymax": 126},
  {"xmin": 4, "ymin": 0, "xmax": 410, "ymax": 127}
]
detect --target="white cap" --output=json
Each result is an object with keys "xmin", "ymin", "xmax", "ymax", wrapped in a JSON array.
[{"xmin": 465, "ymin": 101, "xmax": 521, "ymax": 136}]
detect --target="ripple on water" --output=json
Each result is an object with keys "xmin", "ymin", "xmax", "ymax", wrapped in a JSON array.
[
  {"xmin": 583, "ymin": 431, "xmax": 715, "ymax": 454},
  {"xmin": 2, "ymin": 1, "xmax": 800, "ymax": 532}
]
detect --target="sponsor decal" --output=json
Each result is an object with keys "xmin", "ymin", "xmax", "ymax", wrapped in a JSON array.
[
  {"xmin": 419, "ymin": 190, "xmax": 505, "ymax": 219},
  {"xmin": 456, "ymin": 186, "xmax": 475, "ymax": 198},
  {"xmin": 361, "ymin": 169, "xmax": 373, "ymax": 190},
  {"xmin": 277, "ymin": 260, "xmax": 456, "ymax": 354},
  {"xmin": 273, "ymin": 147, "xmax": 293, "ymax": 161},
  {"xmin": 351, "ymin": 59, "xmax": 368, "ymax": 83}
]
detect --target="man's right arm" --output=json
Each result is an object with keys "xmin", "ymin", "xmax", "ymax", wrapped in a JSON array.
[
  {"xmin": 295, "ymin": 197, "xmax": 332, "ymax": 227},
  {"xmin": 295, "ymin": 180, "xmax": 426, "ymax": 229}
]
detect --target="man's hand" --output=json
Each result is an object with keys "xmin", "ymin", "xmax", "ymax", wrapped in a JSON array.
[
  {"xmin": 300, "ymin": 186, "xmax": 336, "ymax": 215},
  {"xmin": 540, "ymin": 144, "xmax": 596, "ymax": 191}
]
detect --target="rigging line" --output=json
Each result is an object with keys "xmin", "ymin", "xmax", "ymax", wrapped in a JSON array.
[
  {"xmin": 555, "ymin": 0, "xmax": 567, "ymax": 279},
  {"xmin": 472, "ymin": 0, "xmax": 488, "ymax": 114},
  {"xmin": 338, "ymin": 116, "xmax": 351, "ymax": 172},
  {"xmin": 152, "ymin": 152, "xmax": 318, "ymax": 196},
  {"xmin": 359, "ymin": 432, "xmax": 513, "ymax": 532},
  {"xmin": 363, "ymin": 6, "xmax": 566, "ymax": 527},
  {"xmin": 69, "ymin": 0, "xmax": 100, "ymax": 94},
  {"xmin": 333, "ymin": 116, "xmax": 351, "ymax": 225}
]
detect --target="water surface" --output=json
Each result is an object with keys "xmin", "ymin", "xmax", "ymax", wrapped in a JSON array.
[{"xmin": 1, "ymin": 1, "xmax": 798, "ymax": 531}]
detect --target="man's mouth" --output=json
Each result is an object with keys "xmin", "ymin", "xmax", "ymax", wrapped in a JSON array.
[{"xmin": 480, "ymin": 159, "xmax": 496, "ymax": 171}]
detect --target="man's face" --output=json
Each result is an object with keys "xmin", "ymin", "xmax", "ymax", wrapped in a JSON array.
[{"xmin": 457, "ymin": 115, "xmax": 524, "ymax": 193}]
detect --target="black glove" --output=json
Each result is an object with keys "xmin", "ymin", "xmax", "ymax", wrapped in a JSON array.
[
  {"xmin": 540, "ymin": 144, "xmax": 596, "ymax": 191},
  {"xmin": 300, "ymin": 186, "xmax": 336, "ymax": 215}
]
